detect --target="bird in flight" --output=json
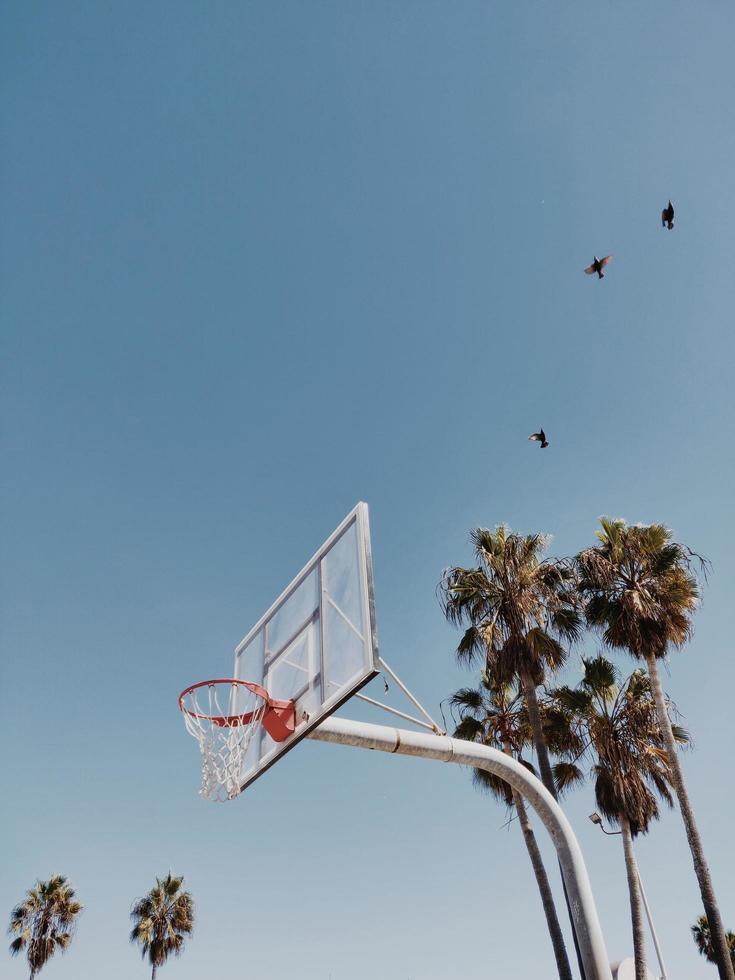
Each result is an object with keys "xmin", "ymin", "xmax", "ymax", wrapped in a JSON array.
[
  {"xmin": 661, "ymin": 200, "xmax": 675, "ymax": 230},
  {"xmin": 529, "ymin": 429, "xmax": 549, "ymax": 448},
  {"xmin": 584, "ymin": 255, "xmax": 613, "ymax": 279}
]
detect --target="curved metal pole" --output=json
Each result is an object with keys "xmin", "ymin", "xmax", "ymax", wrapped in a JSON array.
[{"xmin": 308, "ymin": 715, "xmax": 612, "ymax": 980}]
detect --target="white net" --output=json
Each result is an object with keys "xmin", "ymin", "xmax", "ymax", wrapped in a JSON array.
[{"xmin": 180, "ymin": 681, "xmax": 267, "ymax": 802}]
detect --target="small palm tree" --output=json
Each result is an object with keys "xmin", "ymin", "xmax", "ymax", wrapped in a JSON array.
[
  {"xmin": 551, "ymin": 657, "xmax": 685, "ymax": 980},
  {"xmin": 130, "ymin": 874, "xmax": 194, "ymax": 980},
  {"xmin": 576, "ymin": 518, "xmax": 734, "ymax": 980},
  {"xmin": 451, "ymin": 667, "xmax": 573, "ymax": 980},
  {"xmin": 692, "ymin": 915, "xmax": 735, "ymax": 968},
  {"xmin": 8, "ymin": 875, "xmax": 82, "ymax": 979}
]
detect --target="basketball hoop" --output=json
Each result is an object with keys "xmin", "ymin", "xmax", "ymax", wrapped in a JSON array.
[{"xmin": 179, "ymin": 679, "xmax": 295, "ymax": 802}]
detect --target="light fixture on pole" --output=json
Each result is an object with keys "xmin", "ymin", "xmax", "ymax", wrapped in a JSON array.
[{"xmin": 589, "ymin": 812, "xmax": 621, "ymax": 836}]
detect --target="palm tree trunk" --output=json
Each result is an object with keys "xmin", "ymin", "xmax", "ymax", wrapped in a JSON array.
[
  {"xmin": 512, "ymin": 784, "xmax": 574, "ymax": 980},
  {"xmin": 151, "ymin": 966, "xmax": 157, "ymax": 980},
  {"xmin": 520, "ymin": 672, "xmax": 588, "ymax": 980},
  {"xmin": 520, "ymin": 672, "xmax": 557, "ymax": 799},
  {"xmin": 620, "ymin": 817, "xmax": 647, "ymax": 980},
  {"xmin": 646, "ymin": 653, "xmax": 734, "ymax": 980}
]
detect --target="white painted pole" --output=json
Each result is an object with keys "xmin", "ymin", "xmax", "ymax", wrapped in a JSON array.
[
  {"xmin": 636, "ymin": 870, "xmax": 668, "ymax": 980},
  {"xmin": 308, "ymin": 715, "xmax": 612, "ymax": 980},
  {"xmin": 377, "ymin": 656, "xmax": 443, "ymax": 733}
]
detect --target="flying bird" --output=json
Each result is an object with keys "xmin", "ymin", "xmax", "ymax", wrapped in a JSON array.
[
  {"xmin": 529, "ymin": 429, "xmax": 549, "ymax": 448},
  {"xmin": 662, "ymin": 200, "xmax": 675, "ymax": 230},
  {"xmin": 584, "ymin": 255, "xmax": 613, "ymax": 279}
]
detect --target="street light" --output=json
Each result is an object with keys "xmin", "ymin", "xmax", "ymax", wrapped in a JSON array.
[
  {"xmin": 589, "ymin": 811, "xmax": 620, "ymax": 835},
  {"xmin": 588, "ymin": 813, "xmax": 668, "ymax": 980}
]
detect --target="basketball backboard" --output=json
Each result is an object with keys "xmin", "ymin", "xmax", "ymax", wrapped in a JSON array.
[{"xmin": 231, "ymin": 502, "xmax": 379, "ymax": 792}]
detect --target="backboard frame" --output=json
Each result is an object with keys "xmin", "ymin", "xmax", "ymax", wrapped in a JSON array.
[{"xmin": 232, "ymin": 501, "xmax": 379, "ymax": 793}]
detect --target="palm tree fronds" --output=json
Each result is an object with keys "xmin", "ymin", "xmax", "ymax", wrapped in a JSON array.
[
  {"xmin": 581, "ymin": 655, "xmax": 618, "ymax": 696},
  {"xmin": 553, "ymin": 686, "xmax": 592, "ymax": 716},
  {"xmin": 453, "ymin": 716, "xmax": 486, "ymax": 742},
  {"xmin": 7, "ymin": 877, "xmax": 82, "ymax": 975},
  {"xmin": 449, "ymin": 687, "xmax": 484, "ymax": 713},
  {"xmin": 130, "ymin": 874, "xmax": 194, "ymax": 972},
  {"xmin": 553, "ymin": 762, "xmax": 586, "ymax": 795},
  {"xmin": 517, "ymin": 755, "xmax": 538, "ymax": 777},
  {"xmin": 471, "ymin": 767, "xmax": 513, "ymax": 806},
  {"xmin": 549, "ymin": 605, "xmax": 584, "ymax": 644},
  {"xmin": 550, "ymin": 657, "xmax": 678, "ymax": 837},
  {"xmin": 527, "ymin": 628, "xmax": 567, "ymax": 671},
  {"xmin": 671, "ymin": 723, "xmax": 690, "ymax": 745},
  {"xmin": 692, "ymin": 915, "xmax": 735, "ymax": 966}
]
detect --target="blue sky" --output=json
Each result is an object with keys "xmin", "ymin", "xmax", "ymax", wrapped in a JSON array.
[{"xmin": 2, "ymin": 2, "xmax": 734, "ymax": 978}]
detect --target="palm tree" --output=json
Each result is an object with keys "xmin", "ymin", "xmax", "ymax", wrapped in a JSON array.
[
  {"xmin": 8, "ymin": 875, "xmax": 82, "ymax": 979},
  {"xmin": 130, "ymin": 874, "xmax": 194, "ymax": 980},
  {"xmin": 551, "ymin": 657, "xmax": 685, "ymax": 980},
  {"xmin": 692, "ymin": 915, "xmax": 735, "ymax": 968},
  {"xmin": 450, "ymin": 667, "xmax": 573, "ymax": 980},
  {"xmin": 576, "ymin": 518, "xmax": 734, "ymax": 980},
  {"xmin": 441, "ymin": 526, "xmax": 585, "ymax": 974},
  {"xmin": 441, "ymin": 526, "xmax": 581, "ymax": 802}
]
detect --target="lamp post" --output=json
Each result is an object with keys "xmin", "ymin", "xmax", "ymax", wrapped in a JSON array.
[{"xmin": 588, "ymin": 813, "xmax": 668, "ymax": 980}]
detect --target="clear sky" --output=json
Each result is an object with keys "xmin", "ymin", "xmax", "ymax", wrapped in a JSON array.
[{"xmin": 2, "ymin": 3, "xmax": 734, "ymax": 978}]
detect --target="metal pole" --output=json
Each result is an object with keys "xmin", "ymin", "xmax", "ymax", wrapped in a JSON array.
[
  {"xmin": 377, "ymin": 657, "xmax": 444, "ymax": 733},
  {"xmin": 636, "ymin": 870, "xmax": 668, "ymax": 980},
  {"xmin": 353, "ymin": 691, "xmax": 441, "ymax": 732},
  {"xmin": 589, "ymin": 815, "xmax": 667, "ymax": 980},
  {"xmin": 308, "ymin": 715, "xmax": 612, "ymax": 980}
]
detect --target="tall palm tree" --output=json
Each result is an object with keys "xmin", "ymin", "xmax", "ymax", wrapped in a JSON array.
[
  {"xmin": 8, "ymin": 875, "xmax": 82, "ymax": 979},
  {"xmin": 442, "ymin": 526, "xmax": 581, "ymax": 802},
  {"xmin": 130, "ymin": 874, "xmax": 194, "ymax": 980},
  {"xmin": 692, "ymin": 915, "xmax": 735, "ymax": 968},
  {"xmin": 576, "ymin": 518, "xmax": 734, "ymax": 980},
  {"xmin": 441, "ymin": 526, "xmax": 585, "ymax": 975},
  {"xmin": 551, "ymin": 657, "xmax": 685, "ymax": 980},
  {"xmin": 450, "ymin": 667, "xmax": 574, "ymax": 980}
]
